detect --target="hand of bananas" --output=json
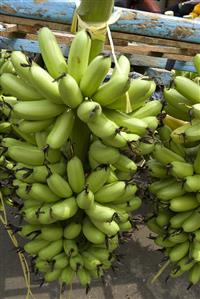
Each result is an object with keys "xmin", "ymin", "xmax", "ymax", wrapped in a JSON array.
[
  {"xmin": 0, "ymin": 27, "xmax": 160, "ymax": 289},
  {"xmin": 148, "ymin": 57, "xmax": 200, "ymax": 288}
]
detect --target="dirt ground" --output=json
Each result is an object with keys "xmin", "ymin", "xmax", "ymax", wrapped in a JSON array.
[{"xmin": 1, "ymin": 218, "xmax": 200, "ymax": 299}]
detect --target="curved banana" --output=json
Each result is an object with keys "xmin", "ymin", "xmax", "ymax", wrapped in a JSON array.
[{"xmin": 67, "ymin": 156, "xmax": 85, "ymax": 193}]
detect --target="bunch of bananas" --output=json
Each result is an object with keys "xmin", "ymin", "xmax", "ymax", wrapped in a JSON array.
[
  {"xmin": 0, "ymin": 27, "xmax": 161, "ymax": 288},
  {"xmin": 147, "ymin": 55, "xmax": 200, "ymax": 288}
]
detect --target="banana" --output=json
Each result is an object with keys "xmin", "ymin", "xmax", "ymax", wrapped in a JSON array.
[
  {"xmin": 156, "ymin": 181, "xmax": 185, "ymax": 201},
  {"xmin": 168, "ymin": 230, "xmax": 188, "ymax": 244},
  {"xmin": 38, "ymin": 239, "xmax": 63, "ymax": 260},
  {"xmin": 104, "ymin": 109, "xmax": 147, "ymax": 136},
  {"xmin": 177, "ymin": 256, "xmax": 196, "ymax": 272},
  {"xmin": 45, "ymin": 269, "xmax": 62, "ymax": 282},
  {"xmin": 169, "ymin": 241, "xmax": 190, "ymax": 262},
  {"xmin": 147, "ymin": 217, "xmax": 163, "ymax": 235},
  {"xmin": 184, "ymin": 122, "xmax": 200, "ymax": 143},
  {"xmin": 19, "ymin": 224, "xmax": 41, "ymax": 240},
  {"xmin": 29, "ymin": 65, "xmax": 63, "ymax": 104},
  {"xmin": 156, "ymin": 211, "xmax": 171, "ymax": 227},
  {"xmin": 47, "ymin": 172, "xmax": 72, "ymax": 198},
  {"xmin": 53, "ymin": 253, "xmax": 69, "ymax": 269},
  {"xmin": 184, "ymin": 175, "xmax": 200, "ymax": 192},
  {"xmin": 38, "ymin": 27, "xmax": 68, "ymax": 78},
  {"xmin": 119, "ymin": 220, "xmax": 132, "ymax": 231},
  {"xmin": 0, "ymin": 59, "xmax": 15, "ymax": 75},
  {"xmin": 51, "ymin": 197, "xmax": 78, "ymax": 220},
  {"xmin": 169, "ymin": 161, "xmax": 193, "ymax": 178},
  {"xmin": 170, "ymin": 194, "xmax": 199, "ymax": 212},
  {"xmin": 82, "ymin": 217, "xmax": 105, "ymax": 244},
  {"xmin": 17, "ymin": 118, "xmax": 54, "ymax": 134},
  {"xmin": 77, "ymin": 268, "xmax": 91, "ymax": 286},
  {"xmin": 89, "ymin": 140, "xmax": 120, "ymax": 164},
  {"xmin": 63, "ymin": 239, "xmax": 78, "ymax": 257},
  {"xmin": 170, "ymin": 211, "xmax": 193, "ymax": 228},
  {"xmin": 132, "ymin": 141, "xmax": 154, "ymax": 156},
  {"xmin": 67, "ymin": 156, "xmax": 85, "ymax": 193},
  {"xmin": 0, "ymin": 73, "xmax": 42, "ymax": 101},
  {"xmin": 113, "ymin": 154, "xmax": 137, "ymax": 173},
  {"xmin": 76, "ymin": 187, "xmax": 94, "ymax": 209},
  {"xmin": 70, "ymin": 254, "xmax": 84, "ymax": 271},
  {"xmin": 152, "ymin": 143, "xmax": 185, "ymax": 165},
  {"xmin": 111, "ymin": 55, "xmax": 130, "ymax": 79},
  {"xmin": 58, "ymin": 74, "xmax": 83, "ymax": 108},
  {"xmin": 115, "ymin": 170, "xmax": 132, "ymax": 181},
  {"xmin": 87, "ymin": 247, "xmax": 110, "ymax": 262},
  {"xmin": 158, "ymin": 125, "xmax": 172, "ymax": 144},
  {"xmin": 77, "ymin": 100, "xmax": 102, "ymax": 123},
  {"xmin": 35, "ymin": 259, "xmax": 51, "ymax": 273},
  {"xmin": 82, "ymin": 251, "xmax": 102, "ymax": 271},
  {"xmin": 147, "ymin": 159, "xmax": 168, "ymax": 178},
  {"xmin": 60, "ymin": 266, "xmax": 75, "ymax": 284},
  {"xmin": 7, "ymin": 145, "xmax": 44, "ymax": 166},
  {"xmin": 193, "ymin": 230, "xmax": 200, "ymax": 242},
  {"xmin": 102, "ymin": 133, "xmax": 127, "ymax": 148},
  {"xmin": 182, "ymin": 211, "xmax": 200, "ymax": 232},
  {"xmin": 63, "ymin": 222, "xmax": 82, "ymax": 239},
  {"xmin": 188, "ymin": 263, "xmax": 200, "ymax": 286},
  {"xmin": 193, "ymin": 53, "xmax": 200, "ymax": 75},
  {"xmin": 85, "ymin": 201, "xmax": 117, "ymax": 222},
  {"xmin": 174, "ymin": 76, "xmax": 200, "ymax": 104},
  {"xmin": 94, "ymin": 181, "xmax": 126, "ymax": 203},
  {"xmin": 68, "ymin": 30, "xmax": 91, "ymax": 84},
  {"xmin": 164, "ymin": 88, "xmax": 192, "ymax": 115},
  {"xmin": 40, "ymin": 224, "xmax": 63, "ymax": 241},
  {"xmin": 13, "ymin": 100, "xmax": 65, "ymax": 120},
  {"xmin": 91, "ymin": 218, "xmax": 120, "ymax": 237},
  {"xmin": 87, "ymin": 113, "xmax": 119, "ymax": 139},
  {"xmin": 130, "ymin": 100, "xmax": 162, "ymax": 119},
  {"xmin": 93, "ymin": 74, "xmax": 130, "ymax": 106},
  {"xmin": 194, "ymin": 148, "xmax": 200, "ymax": 174},
  {"xmin": 164, "ymin": 103, "xmax": 190, "ymax": 121},
  {"xmin": 191, "ymin": 103, "xmax": 200, "ymax": 119},
  {"xmin": 154, "ymin": 236, "xmax": 174, "ymax": 248},
  {"xmin": 149, "ymin": 178, "xmax": 176, "ymax": 194},
  {"xmin": 24, "ymin": 239, "xmax": 50, "ymax": 255},
  {"xmin": 169, "ymin": 141, "xmax": 186, "ymax": 158},
  {"xmin": 142, "ymin": 116, "xmax": 159, "ymax": 131},
  {"xmin": 86, "ymin": 166, "xmax": 110, "ymax": 193},
  {"xmin": 80, "ymin": 54, "xmax": 111, "ymax": 97},
  {"xmin": 170, "ymin": 122, "xmax": 192, "ymax": 144},
  {"xmin": 191, "ymin": 241, "xmax": 200, "ymax": 261},
  {"xmin": 163, "ymin": 115, "xmax": 188, "ymax": 131},
  {"xmin": 107, "ymin": 169, "xmax": 119, "ymax": 183},
  {"xmin": 11, "ymin": 51, "xmax": 34, "ymax": 83},
  {"xmin": 28, "ymin": 183, "xmax": 60, "ymax": 203},
  {"xmin": 124, "ymin": 196, "xmax": 142, "ymax": 212},
  {"xmin": 0, "ymin": 122, "xmax": 11, "ymax": 133},
  {"xmin": 46, "ymin": 109, "xmax": 75, "ymax": 149}
]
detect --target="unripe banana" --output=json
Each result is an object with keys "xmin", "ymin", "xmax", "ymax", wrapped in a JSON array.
[
  {"xmin": 28, "ymin": 183, "xmax": 60, "ymax": 203},
  {"xmin": 53, "ymin": 252, "xmax": 69, "ymax": 269},
  {"xmin": 29, "ymin": 65, "xmax": 63, "ymax": 104},
  {"xmin": 86, "ymin": 166, "xmax": 110, "ymax": 193},
  {"xmin": 169, "ymin": 241, "xmax": 190, "ymax": 262},
  {"xmin": 147, "ymin": 217, "xmax": 163, "ymax": 234},
  {"xmin": 38, "ymin": 27, "xmax": 68, "ymax": 78},
  {"xmin": 70, "ymin": 254, "xmax": 84, "ymax": 271},
  {"xmin": 168, "ymin": 161, "xmax": 193, "ymax": 178},
  {"xmin": 11, "ymin": 51, "xmax": 34, "ymax": 83},
  {"xmin": 193, "ymin": 230, "xmax": 200, "ymax": 242},
  {"xmin": 178, "ymin": 256, "xmax": 196, "ymax": 272},
  {"xmin": 19, "ymin": 224, "xmax": 41, "ymax": 240},
  {"xmin": 87, "ymin": 247, "xmax": 110, "ymax": 262},
  {"xmin": 63, "ymin": 222, "xmax": 82, "ymax": 239},
  {"xmin": 89, "ymin": 140, "xmax": 120, "ymax": 164},
  {"xmin": 168, "ymin": 230, "xmax": 188, "ymax": 244},
  {"xmin": 82, "ymin": 217, "xmax": 105, "ymax": 244},
  {"xmin": 63, "ymin": 239, "xmax": 78, "ymax": 257},
  {"xmin": 165, "ymin": 103, "xmax": 190, "ymax": 121},
  {"xmin": 170, "ymin": 211, "xmax": 193, "ymax": 229},
  {"xmin": 170, "ymin": 122, "xmax": 192, "ymax": 144},
  {"xmin": 82, "ymin": 251, "xmax": 102, "ymax": 271},
  {"xmin": 17, "ymin": 118, "xmax": 53, "ymax": 134},
  {"xmin": 158, "ymin": 125, "xmax": 172, "ymax": 144},
  {"xmin": 188, "ymin": 263, "xmax": 200, "ymax": 286},
  {"xmin": 194, "ymin": 148, "xmax": 200, "ymax": 174},
  {"xmin": 111, "ymin": 55, "xmax": 130, "ymax": 79},
  {"xmin": 107, "ymin": 168, "xmax": 119, "ymax": 183},
  {"xmin": 102, "ymin": 133, "xmax": 127, "ymax": 148},
  {"xmin": 91, "ymin": 218, "xmax": 120, "ymax": 237},
  {"xmin": 58, "ymin": 74, "xmax": 83, "ymax": 108},
  {"xmin": 46, "ymin": 109, "xmax": 75, "ymax": 149},
  {"xmin": 119, "ymin": 220, "xmax": 132, "ymax": 231},
  {"xmin": 7, "ymin": 145, "xmax": 44, "ymax": 166},
  {"xmin": 60, "ymin": 266, "xmax": 75, "ymax": 284},
  {"xmin": 153, "ymin": 143, "xmax": 185, "ymax": 165},
  {"xmin": 130, "ymin": 100, "xmax": 162, "ymax": 118},
  {"xmin": 104, "ymin": 109, "xmax": 147, "ymax": 136},
  {"xmin": 182, "ymin": 211, "xmax": 200, "ymax": 232},
  {"xmin": 80, "ymin": 54, "xmax": 111, "ymax": 97},
  {"xmin": 85, "ymin": 201, "xmax": 116, "ymax": 222},
  {"xmin": 51, "ymin": 197, "xmax": 78, "ymax": 220},
  {"xmin": 77, "ymin": 268, "xmax": 91, "ymax": 286},
  {"xmin": 193, "ymin": 53, "xmax": 200, "ymax": 75},
  {"xmin": 164, "ymin": 88, "xmax": 192, "ymax": 115},
  {"xmin": 113, "ymin": 154, "xmax": 137, "ymax": 173},
  {"xmin": 170, "ymin": 194, "xmax": 199, "ymax": 212},
  {"xmin": 68, "ymin": 30, "xmax": 91, "ymax": 83},
  {"xmin": 0, "ymin": 73, "xmax": 42, "ymax": 101},
  {"xmin": 35, "ymin": 259, "xmax": 51, "ymax": 273},
  {"xmin": 40, "ymin": 224, "xmax": 63, "ymax": 241},
  {"xmin": 156, "ymin": 211, "xmax": 171, "ymax": 227},
  {"xmin": 76, "ymin": 187, "xmax": 94, "ymax": 209},
  {"xmin": 67, "ymin": 156, "xmax": 85, "ymax": 193},
  {"xmin": 77, "ymin": 100, "xmax": 102, "ymax": 123},
  {"xmin": 38, "ymin": 239, "xmax": 63, "ymax": 260},
  {"xmin": 190, "ymin": 241, "xmax": 200, "ymax": 261},
  {"xmin": 174, "ymin": 76, "xmax": 200, "ymax": 104},
  {"xmin": 44, "ymin": 269, "xmax": 62, "ymax": 282},
  {"xmin": 0, "ymin": 59, "xmax": 15, "ymax": 75},
  {"xmin": 142, "ymin": 116, "xmax": 159, "ymax": 131},
  {"xmin": 47, "ymin": 172, "xmax": 73, "ymax": 198},
  {"xmin": 156, "ymin": 181, "xmax": 185, "ymax": 201},
  {"xmin": 149, "ymin": 178, "xmax": 176, "ymax": 194},
  {"xmin": 184, "ymin": 175, "xmax": 200, "ymax": 192},
  {"xmin": 169, "ymin": 141, "xmax": 186, "ymax": 158},
  {"xmin": 147, "ymin": 159, "xmax": 168, "ymax": 178},
  {"xmin": 13, "ymin": 100, "xmax": 65, "ymax": 120},
  {"xmin": 155, "ymin": 236, "xmax": 174, "ymax": 248},
  {"xmin": 94, "ymin": 181, "xmax": 126, "ymax": 203},
  {"xmin": 191, "ymin": 103, "xmax": 200, "ymax": 119},
  {"xmin": 113, "ymin": 184, "xmax": 137, "ymax": 203},
  {"xmin": 24, "ymin": 239, "xmax": 50, "ymax": 255},
  {"xmin": 125, "ymin": 196, "xmax": 142, "ymax": 212},
  {"xmin": 93, "ymin": 74, "xmax": 130, "ymax": 106}
]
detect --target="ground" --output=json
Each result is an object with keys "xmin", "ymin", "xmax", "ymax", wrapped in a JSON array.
[{"xmin": 0, "ymin": 216, "xmax": 200, "ymax": 299}]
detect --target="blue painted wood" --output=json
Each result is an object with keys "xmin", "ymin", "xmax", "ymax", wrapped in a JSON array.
[
  {"xmin": 1, "ymin": 1, "xmax": 200, "ymax": 44},
  {"xmin": 0, "ymin": 36, "xmax": 195, "ymax": 73}
]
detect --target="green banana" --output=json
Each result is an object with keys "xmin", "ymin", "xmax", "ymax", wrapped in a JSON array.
[
  {"xmin": 63, "ymin": 222, "xmax": 82, "ymax": 239},
  {"xmin": 164, "ymin": 88, "xmax": 191, "ymax": 115},
  {"xmin": 170, "ymin": 211, "xmax": 193, "ymax": 228},
  {"xmin": 111, "ymin": 55, "xmax": 130, "ymax": 79},
  {"xmin": 188, "ymin": 263, "xmax": 200, "ymax": 286},
  {"xmin": 94, "ymin": 181, "xmax": 126, "ymax": 203},
  {"xmin": 169, "ymin": 241, "xmax": 190, "ymax": 262},
  {"xmin": 85, "ymin": 201, "xmax": 116, "ymax": 222},
  {"xmin": 60, "ymin": 266, "xmax": 75, "ymax": 284},
  {"xmin": 38, "ymin": 239, "xmax": 63, "ymax": 260},
  {"xmin": 63, "ymin": 239, "xmax": 78, "ymax": 257},
  {"xmin": 169, "ymin": 194, "xmax": 199, "ymax": 212},
  {"xmin": 17, "ymin": 118, "xmax": 54, "ymax": 134},
  {"xmin": 11, "ymin": 51, "xmax": 34, "ymax": 83},
  {"xmin": 40, "ymin": 224, "xmax": 63, "ymax": 241},
  {"xmin": 44, "ymin": 269, "xmax": 62, "ymax": 282},
  {"xmin": 38, "ymin": 27, "xmax": 68, "ymax": 78},
  {"xmin": 184, "ymin": 175, "xmax": 200, "ymax": 192},
  {"xmin": 53, "ymin": 252, "xmax": 69, "ymax": 269},
  {"xmin": 147, "ymin": 159, "xmax": 168, "ymax": 178},
  {"xmin": 113, "ymin": 154, "xmax": 137, "ymax": 173},
  {"xmin": 76, "ymin": 187, "xmax": 94, "ymax": 209},
  {"xmin": 156, "ymin": 211, "xmax": 171, "ymax": 227},
  {"xmin": 47, "ymin": 172, "xmax": 72, "ymax": 198},
  {"xmin": 24, "ymin": 239, "xmax": 50, "ymax": 255},
  {"xmin": 89, "ymin": 140, "xmax": 120, "ymax": 164},
  {"xmin": 142, "ymin": 116, "xmax": 159, "ymax": 131},
  {"xmin": 77, "ymin": 100, "xmax": 102, "ymax": 123},
  {"xmin": 182, "ymin": 211, "xmax": 200, "ymax": 232},
  {"xmin": 130, "ymin": 100, "xmax": 162, "ymax": 118},
  {"xmin": 77, "ymin": 268, "xmax": 91, "ymax": 286},
  {"xmin": 68, "ymin": 30, "xmax": 91, "ymax": 84},
  {"xmin": 156, "ymin": 181, "xmax": 185, "ymax": 201},
  {"xmin": 169, "ymin": 161, "xmax": 193, "ymax": 178},
  {"xmin": 153, "ymin": 143, "xmax": 185, "ymax": 165},
  {"xmin": 193, "ymin": 53, "xmax": 200, "ymax": 75},
  {"xmin": 86, "ymin": 166, "xmax": 110, "ymax": 193},
  {"xmin": 82, "ymin": 251, "xmax": 101, "ymax": 271},
  {"xmin": 174, "ymin": 76, "xmax": 200, "ymax": 104},
  {"xmin": 7, "ymin": 145, "xmax": 44, "ymax": 166},
  {"xmin": 67, "ymin": 156, "xmax": 85, "ymax": 193},
  {"xmin": 51, "ymin": 197, "xmax": 78, "ymax": 221},
  {"xmin": 149, "ymin": 178, "xmax": 176, "ymax": 194},
  {"xmin": 91, "ymin": 218, "xmax": 120, "ymax": 237},
  {"xmin": 70, "ymin": 254, "xmax": 84, "ymax": 271},
  {"xmin": 28, "ymin": 183, "xmax": 60, "ymax": 203},
  {"xmin": 82, "ymin": 217, "xmax": 105, "ymax": 244}
]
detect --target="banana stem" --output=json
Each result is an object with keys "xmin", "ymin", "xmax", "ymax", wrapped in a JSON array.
[
  {"xmin": 77, "ymin": 0, "xmax": 114, "ymax": 60},
  {"xmin": 151, "ymin": 260, "xmax": 171, "ymax": 284}
]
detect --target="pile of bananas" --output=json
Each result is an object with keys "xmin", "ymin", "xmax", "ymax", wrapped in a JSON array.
[
  {"xmin": 147, "ymin": 55, "xmax": 200, "ymax": 288},
  {"xmin": 0, "ymin": 27, "xmax": 160, "ymax": 288}
]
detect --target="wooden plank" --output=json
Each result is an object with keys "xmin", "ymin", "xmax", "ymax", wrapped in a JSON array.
[
  {"xmin": 0, "ymin": 23, "xmax": 17, "ymax": 37},
  {"xmin": 0, "ymin": 37, "xmax": 195, "ymax": 72},
  {"xmin": 1, "ymin": 1, "xmax": 200, "ymax": 43}
]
